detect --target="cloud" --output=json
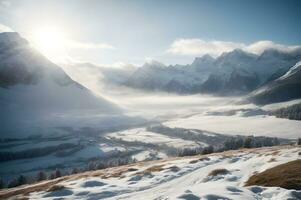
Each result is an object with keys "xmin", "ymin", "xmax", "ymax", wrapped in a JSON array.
[
  {"xmin": 167, "ymin": 38, "xmax": 301, "ymax": 57},
  {"xmin": 0, "ymin": 0, "xmax": 10, "ymax": 8},
  {"xmin": 67, "ymin": 40, "xmax": 115, "ymax": 50},
  {"xmin": 167, "ymin": 39, "xmax": 244, "ymax": 56},
  {"xmin": 0, "ymin": 23, "xmax": 13, "ymax": 33},
  {"xmin": 245, "ymin": 40, "xmax": 301, "ymax": 54}
]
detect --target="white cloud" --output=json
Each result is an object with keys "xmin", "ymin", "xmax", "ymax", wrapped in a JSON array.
[
  {"xmin": 0, "ymin": 23, "xmax": 13, "ymax": 33},
  {"xmin": 245, "ymin": 40, "xmax": 301, "ymax": 54},
  {"xmin": 67, "ymin": 40, "xmax": 115, "ymax": 50},
  {"xmin": 167, "ymin": 38, "xmax": 301, "ymax": 57},
  {"xmin": 0, "ymin": 0, "xmax": 10, "ymax": 8},
  {"xmin": 167, "ymin": 39, "xmax": 244, "ymax": 56}
]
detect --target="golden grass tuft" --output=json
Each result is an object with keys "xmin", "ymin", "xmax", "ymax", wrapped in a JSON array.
[
  {"xmin": 208, "ymin": 168, "xmax": 229, "ymax": 177},
  {"xmin": 245, "ymin": 159, "xmax": 301, "ymax": 190},
  {"xmin": 46, "ymin": 184, "xmax": 66, "ymax": 192},
  {"xmin": 145, "ymin": 165, "xmax": 165, "ymax": 173}
]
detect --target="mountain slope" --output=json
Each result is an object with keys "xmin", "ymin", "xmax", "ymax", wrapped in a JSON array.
[
  {"xmin": 0, "ymin": 32, "xmax": 121, "ymax": 138},
  {"xmin": 249, "ymin": 61, "xmax": 301, "ymax": 104}
]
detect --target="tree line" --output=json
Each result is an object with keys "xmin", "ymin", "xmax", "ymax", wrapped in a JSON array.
[{"xmin": 269, "ymin": 103, "xmax": 301, "ymax": 120}]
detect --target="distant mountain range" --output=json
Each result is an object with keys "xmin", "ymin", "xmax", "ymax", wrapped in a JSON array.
[
  {"xmin": 125, "ymin": 48, "xmax": 301, "ymax": 95},
  {"xmin": 68, "ymin": 46, "xmax": 301, "ymax": 104}
]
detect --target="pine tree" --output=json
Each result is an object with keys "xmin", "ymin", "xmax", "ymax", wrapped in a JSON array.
[
  {"xmin": 0, "ymin": 178, "xmax": 5, "ymax": 189},
  {"xmin": 36, "ymin": 171, "xmax": 47, "ymax": 182},
  {"xmin": 244, "ymin": 137, "xmax": 253, "ymax": 148},
  {"xmin": 48, "ymin": 173, "xmax": 56, "ymax": 180},
  {"xmin": 55, "ymin": 169, "xmax": 61, "ymax": 178},
  {"xmin": 7, "ymin": 179, "xmax": 18, "ymax": 188},
  {"xmin": 71, "ymin": 168, "xmax": 79, "ymax": 174},
  {"xmin": 17, "ymin": 175, "xmax": 27, "ymax": 186}
]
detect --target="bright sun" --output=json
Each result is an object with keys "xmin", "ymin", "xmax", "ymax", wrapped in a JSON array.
[
  {"xmin": 33, "ymin": 27, "xmax": 66, "ymax": 51},
  {"xmin": 31, "ymin": 27, "xmax": 68, "ymax": 62}
]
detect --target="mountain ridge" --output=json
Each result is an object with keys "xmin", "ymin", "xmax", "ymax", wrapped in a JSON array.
[{"xmin": 0, "ymin": 32, "xmax": 122, "ymax": 138}]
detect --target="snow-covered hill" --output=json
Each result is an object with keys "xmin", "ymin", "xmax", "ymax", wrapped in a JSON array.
[
  {"xmin": 0, "ymin": 32, "xmax": 123, "ymax": 138},
  {"xmin": 1, "ymin": 145, "xmax": 300, "ymax": 200},
  {"xmin": 0, "ymin": 32, "xmax": 146, "ymax": 183}
]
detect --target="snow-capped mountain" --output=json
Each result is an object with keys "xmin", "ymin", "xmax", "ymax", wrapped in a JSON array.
[
  {"xmin": 249, "ymin": 61, "xmax": 301, "ymax": 104},
  {"xmin": 125, "ymin": 60, "xmax": 206, "ymax": 93},
  {"xmin": 0, "ymin": 32, "xmax": 121, "ymax": 138},
  {"xmin": 189, "ymin": 54, "xmax": 216, "ymax": 74},
  {"xmin": 124, "ymin": 48, "xmax": 301, "ymax": 94}
]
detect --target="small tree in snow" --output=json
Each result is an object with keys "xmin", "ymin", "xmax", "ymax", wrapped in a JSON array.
[
  {"xmin": 7, "ymin": 179, "xmax": 18, "ymax": 188},
  {"xmin": 55, "ymin": 169, "xmax": 61, "ymax": 178},
  {"xmin": 0, "ymin": 178, "xmax": 5, "ymax": 189},
  {"xmin": 17, "ymin": 175, "xmax": 27, "ymax": 186},
  {"xmin": 244, "ymin": 137, "xmax": 253, "ymax": 148},
  {"xmin": 48, "ymin": 173, "xmax": 56, "ymax": 180},
  {"xmin": 36, "ymin": 171, "xmax": 47, "ymax": 182}
]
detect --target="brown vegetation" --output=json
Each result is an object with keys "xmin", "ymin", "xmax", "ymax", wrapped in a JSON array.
[
  {"xmin": 189, "ymin": 159, "xmax": 199, "ymax": 164},
  {"xmin": 168, "ymin": 165, "xmax": 180, "ymax": 172},
  {"xmin": 208, "ymin": 168, "xmax": 230, "ymax": 177},
  {"xmin": 245, "ymin": 159, "xmax": 301, "ymax": 190},
  {"xmin": 268, "ymin": 158, "xmax": 276, "ymax": 162},
  {"xmin": 199, "ymin": 157, "xmax": 210, "ymax": 161},
  {"xmin": 46, "ymin": 184, "xmax": 66, "ymax": 192},
  {"xmin": 145, "ymin": 165, "xmax": 165, "ymax": 173}
]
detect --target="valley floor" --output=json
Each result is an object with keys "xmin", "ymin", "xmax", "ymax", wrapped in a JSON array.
[{"xmin": 1, "ymin": 145, "xmax": 300, "ymax": 200}]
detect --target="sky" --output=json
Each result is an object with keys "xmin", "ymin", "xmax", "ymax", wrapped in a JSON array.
[{"xmin": 0, "ymin": 0, "xmax": 300, "ymax": 66}]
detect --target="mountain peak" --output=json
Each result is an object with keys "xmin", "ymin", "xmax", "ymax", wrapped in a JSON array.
[
  {"xmin": 192, "ymin": 54, "xmax": 215, "ymax": 65},
  {"xmin": 142, "ymin": 60, "xmax": 166, "ymax": 68},
  {"xmin": 217, "ymin": 49, "xmax": 258, "ymax": 63}
]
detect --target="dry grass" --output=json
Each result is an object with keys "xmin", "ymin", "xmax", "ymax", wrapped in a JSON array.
[
  {"xmin": 0, "ymin": 177, "xmax": 68, "ymax": 200},
  {"xmin": 103, "ymin": 167, "xmax": 139, "ymax": 178},
  {"xmin": 168, "ymin": 165, "xmax": 180, "ymax": 172},
  {"xmin": 145, "ymin": 165, "xmax": 165, "ymax": 173},
  {"xmin": 131, "ymin": 164, "xmax": 165, "ymax": 177},
  {"xmin": 245, "ymin": 159, "xmax": 301, "ymax": 190},
  {"xmin": 208, "ymin": 168, "xmax": 230, "ymax": 177},
  {"xmin": 188, "ymin": 156, "xmax": 210, "ymax": 164},
  {"xmin": 127, "ymin": 168, "xmax": 138, "ymax": 172},
  {"xmin": 268, "ymin": 158, "xmax": 276, "ymax": 162},
  {"xmin": 189, "ymin": 159, "xmax": 199, "ymax": 164},
  {"xmin": 271, "ymin": 151, "xmax": 280, "ymax": 156},
  {"xmin": 46, "ymin": 184, "xmax": 66, "ymax": 192},
  {"xmin": 199, "ymin": 157, "xmax": 210, "ymax": 161},
  {"xmin": 7, "ymin": 195, "xmax": 29, "ymax": 200}
]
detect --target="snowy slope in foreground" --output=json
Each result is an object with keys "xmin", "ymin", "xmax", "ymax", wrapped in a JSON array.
[{"xmin": 4, "ymin": 146, "xmax": 299, "ymax": 199}]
